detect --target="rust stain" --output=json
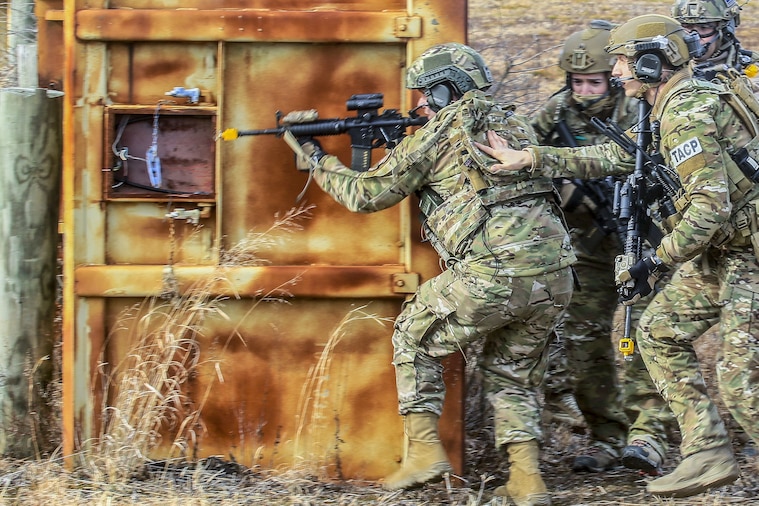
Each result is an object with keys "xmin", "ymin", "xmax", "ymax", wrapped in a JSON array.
[
  {"xmin": 60, "ymin": 0, "xmax": 467, "ymax": 479},
  {"xmin": 77, "ymin": 9, "xmax": 413, "ymax": 43},
  {"xmin": 109, "ymin": 1, "xmax": 407, "ymax": 9},
  {"xmin": 75, "ymin": 265, "xmax": 410, "ymax": 298}
]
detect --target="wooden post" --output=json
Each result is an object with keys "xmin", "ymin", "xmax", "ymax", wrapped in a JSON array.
[
  {"xmin": 0, "ymin": 87, "xmax": 62, "ymax": 457},
  {"xmin": 4, "ymin": 0, "xmax": 38, "ymax": 88}
]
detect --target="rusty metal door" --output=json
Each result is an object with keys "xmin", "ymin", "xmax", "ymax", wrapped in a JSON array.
[{"xmin": 54, "ymin": 0, "xmax": 467, "ymax": 479}]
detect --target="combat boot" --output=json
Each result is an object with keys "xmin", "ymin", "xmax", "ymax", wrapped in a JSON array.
[
  {"xmin": 647, "ymin": 445, "xmax": 740, "ymax": 498},
  {"xmin": 494, "ymin": 441, "xmax": 551, "ymax": 506},
  {"xmin": 621, "ymin": 438, "xmax": 664, "ymax": 475},
  {"xmin": 544, "ymin": 392, "xmax": 586, "ymax": 429},
  {"xmin": 572, "ymin": 445, "xmax": 618, "ymax": 472},
  {"xmin": 382, "ymin": 412, "xmax": 453, "ymax": 490}
]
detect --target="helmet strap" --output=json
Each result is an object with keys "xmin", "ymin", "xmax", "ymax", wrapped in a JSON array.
[
  {"xmin": 700, "ymin": 33, "xmax": 719, "ymax": 58},
  {"xmin": 635, "ymin": 82, "xmax": 653, "ymax": 99}
]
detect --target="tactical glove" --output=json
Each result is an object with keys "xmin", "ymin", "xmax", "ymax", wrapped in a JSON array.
[
  {"xmin": 617, "ymin": 254, "xmax": 669, "ymax": 305},
  {"xmin": 294, "ymin": 137, "xmax": 327, "ymax": 172}
]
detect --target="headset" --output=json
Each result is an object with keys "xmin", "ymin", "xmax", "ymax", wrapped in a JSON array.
[
  {"xmin": 631, "ymin": 31, "xmax": 706, "ymax": 83},
  {"xmin": 424, "ymin": 83, "xmax": 455, "ymax": 112},
  {"xmin": 634, "ymin": 53, "xmax": 665, "ymax": 83},
  {"xmin": 682, "ymin": 30, "xmax": 707, "ymax": 59}
]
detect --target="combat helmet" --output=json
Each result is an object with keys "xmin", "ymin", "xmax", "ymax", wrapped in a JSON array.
[
  {"xmin": 606, "ymin": 14, "xmax": 703, "ymax": 82},
  {"xmin": 407, "ymin": 42, "xmax": 493, "ymax": 111},
  {"xmin": 671, "ymin": 0, "xmax": 741, "ymax": 27},
  {"xmin": 559, "ymin": 20, "xmax": 618, "ymax": 74}
]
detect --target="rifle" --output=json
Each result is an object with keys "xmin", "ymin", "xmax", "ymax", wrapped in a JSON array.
[
  {"xmin": 220, "ymin": 93, "xmax": 427, "ymax": 171},
  {"xmin": 554, "ymin": 120, "xmax": 624, "ymax": 252},
  {"xmin": 590, "ymin": 110, "xmax": 681, "ymax": 237},
  {"xmin": 590, "ymin": 100, "xmax": 681, "ymax": 360}
]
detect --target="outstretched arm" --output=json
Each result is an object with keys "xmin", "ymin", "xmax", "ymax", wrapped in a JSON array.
[{"xmin": 476, "ymin": 130, "xmax": 634, "ymax": 180}]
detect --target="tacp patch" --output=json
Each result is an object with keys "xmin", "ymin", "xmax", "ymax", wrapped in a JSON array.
[{"xmin": 670, "ymin": 137, "xmax": 703, "ymax": 168}]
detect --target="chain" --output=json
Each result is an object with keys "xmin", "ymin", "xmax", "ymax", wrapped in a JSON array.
[
  {"xmin": 152, "ymin": 103, "xmax": 160, "ymax": 148},
  {"xmin": 147, "ymin": 100, "xmax": 175, "ymax": 188},
  {"xmin": 161, "ymin": 211, "xmax": 180, "ymax": 300}
]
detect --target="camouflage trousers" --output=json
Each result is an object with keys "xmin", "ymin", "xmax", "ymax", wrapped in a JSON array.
[
  {"xmin": 544, "ymin": 221, "xmax": 629, "ymax": 455},
  {"xmin": 392, "ymin": 262, "xmax": 573, "ymax": 446},
  {"xmin": 637, "ymin": 249, "xmax": 759, "ymax": 457},
  {"xmin": 622, "ymin": 297, "xmax": 677, "ymax": 459}
]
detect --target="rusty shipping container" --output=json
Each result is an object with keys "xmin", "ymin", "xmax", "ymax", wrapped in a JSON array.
[{"xmin": 38, "ymin": 0, "xmax": 469, "ymax": 480}]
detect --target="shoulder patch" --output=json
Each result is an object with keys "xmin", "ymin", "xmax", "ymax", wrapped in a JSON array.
[{"xmin": 670, "ymin": 137, "xmax": 703, "ymax": 168}]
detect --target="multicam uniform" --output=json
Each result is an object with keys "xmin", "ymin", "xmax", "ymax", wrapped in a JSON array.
[
  {"xmin": 614, "ymin": 0, "xmax": 759, "ymax": 465},
  {"xmin": 311, "ymin": 89, "xmax": 576, "ymax": 446},
  {"xmin": 532, "ymin": 89, "xmax": 636, "ymax": 459},
  {"xmin": 524, "ymin": 67, "xmax": 759, "ymax": 458}
]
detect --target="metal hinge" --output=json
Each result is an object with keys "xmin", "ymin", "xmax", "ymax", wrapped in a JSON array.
[
  {"xmin": 394, "ymin": 16, "xmax": 422, "ymax": 39},
  {"xmin": 165, "ymin": 205, "xmax": 212, "ymax": 225},
  {"xmin": 392, "ymin": 272, "xmax": 420, "ymax": 294}
]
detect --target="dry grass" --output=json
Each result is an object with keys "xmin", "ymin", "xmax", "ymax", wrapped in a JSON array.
[
  {"xmin": 83, "ymin": 296, "xmax": 205, "ymax": 483},
  {"xmin": 3, "ymin": 1, "xmax": 759, "ymax": 504},
  {"xmin": 0, "ymin": 1, "xmax": 37, "ymax": 88},
  {"xmin": 293, "ymin": 305, "xmax": 393, "ymax": 473},
  {"xmin": 7, "ymin": 206, "xmax": 310, "ymax": 491},
  {"xmin": 469, "ymin": 0, "xmax": 759, "ymax": 115},
  {"xmin": 468, "ymin": 0, "xmax": 663, "ymax": 113}
]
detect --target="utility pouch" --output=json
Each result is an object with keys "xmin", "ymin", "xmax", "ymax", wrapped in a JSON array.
[
  {"xmin": 717, "ymin": 69, "xmax": 759, "ymax": 127},
  {"xmin": 424, "ymin": 186, "xmax": 488, "ymax": 259},
  {"xmin": 735, "ymin": 207, "xmax": 752, "ymax": 238},
  {"xmin": 660, "ymin": 191, "xmax": 683, "ymax": 234},
  {"xmin": 661, "ymin": 187, "xmax": 687, "ymax": 233},
  {"xmin": 732, "ymin": 147, "xmax": 759, "ymax": 182},
  {"xmin": 418, "ymin": 188, "xmax": 453, "ymax": 264},
  {"xmin": 710, "ymin": 222, "xmax": 737, "ymax": 249},
  {"xmin": 731, "ymin": 134, "xmax": 759, "ymax": 183}
]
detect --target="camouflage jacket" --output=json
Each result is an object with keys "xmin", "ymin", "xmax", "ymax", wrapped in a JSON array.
[
  {"xmin": 312, "ymin": 90, "xmax": 576, "ymax": 277},
  {"xmin": 527, "ymin": 68, "xmax": 757, "ymax": 266},
  {"xmin": 532, "ymin": 88, "xmax": 638, "ymax": 147},
  {"xmin": 532, "ymin": 87, "xmax": 638, "ymax": 253}
]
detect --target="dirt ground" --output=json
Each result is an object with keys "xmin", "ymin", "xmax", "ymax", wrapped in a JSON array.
[{"xmin": 458, "ymin": 352, "xmax": 759, "ymax": 506}]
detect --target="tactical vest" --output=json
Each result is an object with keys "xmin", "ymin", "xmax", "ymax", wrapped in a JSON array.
[
  {"xmin": 417, "ymin": 92, "xmax": 556, "ymax": 263},
  {"xmin": 654, "ymin": 71, "xmax": 759, "ymax": 252},
  {"xmin": 550, "ymin": 92, "xmax": 631, "ymax": 253}
]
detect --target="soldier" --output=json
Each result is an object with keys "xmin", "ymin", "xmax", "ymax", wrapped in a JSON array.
[
  {"xmin": 475, "ymin": 13, "xmax": 759, "ymax": 498},
  {"xmin": 618, "ymin": 0, "xmax": 759, "ymax": 476},
  {"xmin": 672, "ymin": 0, "xmax": 759, "ymax": 76},
  {"xmin": 288, "ymin": 43, "xmax": 576, "ymax": 505},
  {"xmin": 532, "ymin": 20, "xmax": 634, "ymax": 472}
]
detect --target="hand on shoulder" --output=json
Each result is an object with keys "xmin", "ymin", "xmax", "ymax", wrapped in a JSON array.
[{"xmin": 473, "ymin": 131, "xmax": 533, "ymax": 174}]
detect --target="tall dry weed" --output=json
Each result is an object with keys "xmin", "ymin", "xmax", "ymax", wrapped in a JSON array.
[
  {"xmin": 293, "ymin": 305, "xmax": 392, "ymax": 477},
  {"xmin": 79, "ymin": 204, "xmax": 314, "ymax": 482}
]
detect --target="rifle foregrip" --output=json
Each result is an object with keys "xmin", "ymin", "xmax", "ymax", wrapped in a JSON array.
[{"xmin": 287, "ymin": 121, "xmax": 346, "ymax": 137}]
